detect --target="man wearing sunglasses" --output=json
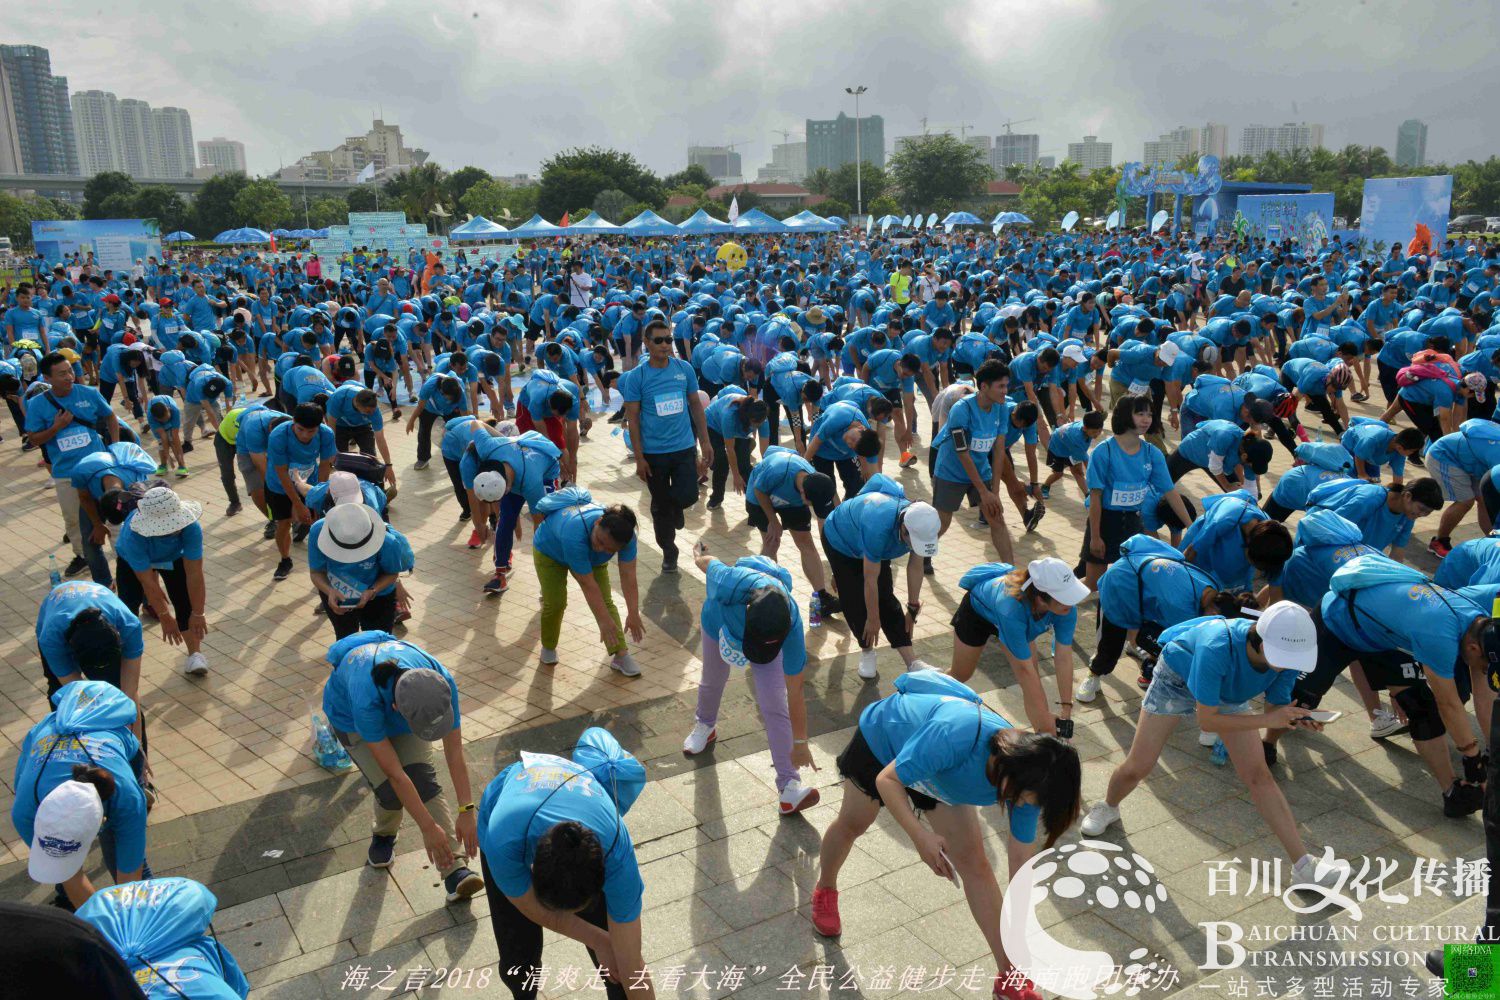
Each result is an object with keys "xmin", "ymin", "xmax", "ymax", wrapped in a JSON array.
[{"xmin": 619, "ymin": 319, "xmax": 713, "ymax": 573}]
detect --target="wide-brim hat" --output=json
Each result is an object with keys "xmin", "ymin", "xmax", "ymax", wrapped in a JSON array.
[
  {"xmin": 130, "ymin": 487, "xmax": 203, "ymax": 537},
  {"xmin": 317, "ymin": 503, "xmax": 388, "ymax": 562}
]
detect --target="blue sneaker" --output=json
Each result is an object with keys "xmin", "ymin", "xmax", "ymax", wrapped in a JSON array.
[
  {"xmin": 444, "ymin": 866, "xmax": 484, "ymax": 903},
  {"xmin": 367, "ymin": 834, "xmax": 397, "ymax": 869}
]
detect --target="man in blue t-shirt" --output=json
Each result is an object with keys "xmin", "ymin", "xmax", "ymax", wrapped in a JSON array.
[
  {"xmin": 266, "ymin": 403, "xmax": 337, "ymax": 582},
  {"xmin": 619, "ymin": 319, "xmax": 712, "ymax": 572}
]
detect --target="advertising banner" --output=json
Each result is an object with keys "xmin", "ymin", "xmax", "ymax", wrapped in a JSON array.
[
  {"xmin": 31, "ymin": 218, "xmax": 163, "ymax": 271},
  {"xmin": 1360, "ymin": 175, "xmax": 1453, "ymax": 251},
  {"xmin": 1234, "ymin": 193, "xmax": 1335, "ymax": 245}
]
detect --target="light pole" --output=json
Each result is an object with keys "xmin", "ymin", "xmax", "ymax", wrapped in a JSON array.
[{"xmin": 845, "ymin": 85, "xmax": 867, "ymax": 220}]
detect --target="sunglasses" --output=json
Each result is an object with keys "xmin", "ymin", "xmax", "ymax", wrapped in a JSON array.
[{"xmin": 650, "ymin": 337, "xmax": 673, "ymax": 345}]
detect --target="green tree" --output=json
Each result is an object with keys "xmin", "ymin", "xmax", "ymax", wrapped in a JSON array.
[
  {"xmin": 82, "ymin": 171, "xmax": 138, "ymax": 219},
  {"xmin": 538, "ymin": 147, "xmax": 663, "ymax": 218},
  {"xmin": 811, "ymin": 198, "xmax": 851, "ymax": 219},
  {"xmin": 804, "ymin": 167, "xmax": 835, "ymax": 195},
  {"xmin": 98, "ymin": 192, "xmax": 138, "ymax": 219},
  {"xmin": 383, "ymin": 163, "xmax": 447, "ymax": 229},
  {"xmin": 888, "ymin": 134, "xmax": 992, "ymax": 212},
  {"xmin": 591, "ymin": 188, "xmax": 631, "ymax": 220},
  {"xmin": 231, "ymin": 178, "xmax": 294, "ymax": 229},
  {"xmin": 192, "ymin": 172, "xmax": 250, "ymax": 237},
  {"xmin": 825, "ymin": 162, "xmax": 886, "ymax": 213},
  {"xmin": 459, "ymin": 179, "xmax": 538, "ymax": 223},
  {"xmin": 443, "ymin": 166, "xmax": 491, "ymax": 207},
  {"xmin": 663, "ymin": 164, "xmax": 714, "ymax": 190},
  {"xmin": 0, "ymin": 192, "xmax": 72, "ymax": 246},
  {"xmin": 305, "ymin": 196, "xmax": 349, "ymax": 229},
  {"xmin": 345, "ymin": 186, "xmax": 378, "ymax": 213},
  {"xmin": 867, "ymin": 195, "xmax": 901, "ymax": 218},
  {"xmin": 132, "ymin": 186, "xmax": 190, "ymax": 234}
]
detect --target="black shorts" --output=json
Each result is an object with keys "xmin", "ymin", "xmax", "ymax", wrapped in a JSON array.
[
  {"xmin": 1081, "ymin": 507, "xmax": 1144, "ymax": 565},
  {"xmin": 746, "ymin": 501, "xmax": 812, "ymax": 533},
  {"xmin": 836, "ymin": 727, "xmax": 939, "ymax": 813},
  {"xmin": 952, "ymin": 592, "xmax": 999, "ymax": 648},
  {"xmin": 1481, "ymin": 469, "xmax": 1500, "ymax": 526},
  {"xmin": 880, "ymin": 386, "xmax": 903, "ymax": 405},
  {"xmin": 1293, "ymin": 603, "xmax": 1420, "ymax": 707},
  {"xmin": 1045, "ymin": 449, "xmax": 1073, "ymax": 474},
  {"xmin": 266, "ymin": 489, "xmax": 294, "ymax": 520}
]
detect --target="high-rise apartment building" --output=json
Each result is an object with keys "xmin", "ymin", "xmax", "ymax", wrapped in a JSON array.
[
  {"xmin": 0, "ymin": 44, "xmax": 79, "ymax": 176},
  {"xmin": 1395, "ymin": 119, "xmax": 1428, "ymax": 169},
  {"xmin": 71, "ymin": 89, "xmax": 125, "ymax": 175},
  {"xmin": 992, "ymin": 133, "xmax": 1041, "ymax": 172},
  {"xmin": 1142, "ymin": 123, "xmax": 1229, "ymax": 165},
  {"xmin": 117, "ymin": 98, "xmax": 157, "ymax": 177},
  {"xmin": 197, "ymin": 136, "xmax": 247, "ymax": 175},
  {"xmin": 1239, "ymin": 122, "xmax": 1324, "ymax": 159},
  {"xmin": 756, "ymin": 141, "xmax": 807, "ymax": 184},
  {"xmin": 806, "ymin": 112, "xmax": 885, "ymax": 173},
  {"xmin": 279, "ymin": 119, "xmax": 428, "ymax": 183},
  {"xmin": 1066, "ymin": 135, "xmax": 1112, "ymax": 174},
  {"xmin": 151, "ymin": 107, "xmax": 194, "ymax": 178},
  {"xmin": 687, "ymin": 145, "xmax": 743, "ymax": 185}
]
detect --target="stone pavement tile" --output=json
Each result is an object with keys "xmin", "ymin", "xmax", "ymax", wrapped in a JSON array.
[
  {"xmin": 639, "ymin": 852, "xmax": 716, "ymax": 909},
  {"xmin": 774, "ymin": 839, "xmax": 886, "ymax": 893},
  {"xmin": 1299, "ymin": 808, "xmax": 1402, "ymax": 859},
  {"xmin": 909, "ymin": 899, "xmax": 993, "ymax": 968},
  {"xmin": 828, "ymin": 925, "xmax": 948, "ymax": 998},
  {"xmin": 685, "ymin": 825, "xmax": 794, "ymax": 885},
  {"xmin": 216, "ymin": 890, "xmax": 287, "ymax": 932},
  {"xmin": 278, "ymin": 863, "xmax": 418, "ymax": 952},
  {"xmin": 794, "ymin": 879, "xmax": 921, "ymax": 949},
  {"xmin": 1178, "ymin": 796, "xmax": 1275, "ymax": 848},
  {"xmin": 248, "ymin": 940, "xmax": 359, "ymax": 991},
  {"xmin": 640, "ymin": 896, "xmax": 733, "ymax": 963},
  {"xmin": 714, "ymin": 909, "xmax": 835, "ymax": 985},
  {"xmin": 315, "ymin": 937, "xmax": 429, "ymax": 997},
  {"xmin": 874, "ymin": 862, "xmax": 967, "ymax": 917},
  {"xmin": 647, "ymin": 942, "xmax": 737, "ymax": 1000},
  {"xmin": 1139, "ymin": 763, "xmax": 1243, "ymax": 813},
  {"xmin": 216, "ymin": 913, "xmax": 304, "ymax": 974},
  {"xmin": 636, "ymin": 827, "xmax": 710, "ymax": 866},
  {"xmin": 1100, "ymin": 818, "xmax": 1233, "ymax": 879},
  {"xmin": 352, "ymin": 908, "xmax": 462, "ymax": 958},
  {"xmin": 698, "ymin": 865, "xmax": 801, "ymax": 931},
  {"xmin": 255, "ymin": 970, "xmax": 340, "ymax": 1000},
  {"xmin": 621, "ymin": 782, "xmax": 701, "ymax": 846},
  {"xmin": 419, "ymin": 917, "xmax": 499, "ymax": 971}
]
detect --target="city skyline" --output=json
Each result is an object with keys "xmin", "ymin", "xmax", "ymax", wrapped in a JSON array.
[{"xmin": 0, "ymin": 0, "xmax": 1493, "ymax": 182}]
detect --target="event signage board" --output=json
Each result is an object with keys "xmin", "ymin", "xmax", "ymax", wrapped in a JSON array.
[
  {"xmin": 1359, "ymin": 175, "xmax": 1453, "ymax": 250},
  {"xmin": 1234, "ymin": 193, "xmax": 1335, "ymax": 245},
  {"xmin": 31, "ymin": 218, "xmax": 163, "ymax": 271}
]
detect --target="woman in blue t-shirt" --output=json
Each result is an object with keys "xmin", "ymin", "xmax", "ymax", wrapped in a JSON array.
[
  {"xmin": 811, "ymin": 671, "xmax": 1080, "ymax": 1000},
  {"xmin": 1079, "ymin": 395, "xmax": 1193, "ymax": 591}
]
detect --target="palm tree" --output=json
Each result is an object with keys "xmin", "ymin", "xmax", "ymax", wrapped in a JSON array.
[{"xmin": 383, "ymin": 163, "xmax": 446, "ymax": 230}]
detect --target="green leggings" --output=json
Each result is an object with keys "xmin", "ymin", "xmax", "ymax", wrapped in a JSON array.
[{"xmin": 535, "ymin": 551, "xmax": 625, "ymax": 655}]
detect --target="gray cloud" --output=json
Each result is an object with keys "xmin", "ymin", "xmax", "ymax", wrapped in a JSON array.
[{"xmin": 9, "ymin": 0, "xmax": 1494, "ymax": 179}]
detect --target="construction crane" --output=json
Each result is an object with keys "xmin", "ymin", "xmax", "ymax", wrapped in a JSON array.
[
  {"xmin": 998, "ymin": 117, "xmax": 1037, "ymax": 135},
  {"xmin": 919, "ymin": 118, "xmax": 978, "ymax": 139},
  {"xmin": 772, "ymin": 129, "xmax": 803, "ymax": 144}
]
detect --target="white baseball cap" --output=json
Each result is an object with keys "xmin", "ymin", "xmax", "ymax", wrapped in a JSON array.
[
  {"xmin": 473, "ymin": 469, "xmax": 508, "ymax": 503},
  {"xmin": 327, "ymin": 470, "xmax": 362, "ymax": 506},
  {"xmin": 1026, "ymin": 557, "xmax": 1089, "ymax": 606},
  {"xmin": 901, "ymin": 502, "xmax": 941, "ymax": 557},
  {"xmin": 1156, "ymin": 340, "xmax": 1182, "ymax": 365},
  {"xmin": 1255, "ymin": 601, "xmax": 1317, "ymax": 673},
  {"xmin": 1061, "ymin": 344, "xmax": 1087, "ymax": 364},
  {"xmin": 28, "ymin": 780, "xmax": 104, "ymax": 884}
]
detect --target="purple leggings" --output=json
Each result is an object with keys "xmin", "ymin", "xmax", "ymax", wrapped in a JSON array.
[{"xmin": 695, "ymin": 636, "xmax": 798, "ymax": 792}]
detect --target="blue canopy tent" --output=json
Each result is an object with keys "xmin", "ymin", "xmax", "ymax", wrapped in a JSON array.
[
  {"xmin": 991, "ymin": 212, "xmax": 1032, "ymax": 226},
  {"xmin": 943, "ymin": 212, "xmax": 984, "ymax": 226},
  {"xmin": 568, "ymin": 212, "xmax": 624, "ymax": 235},
  {"xmin": 507, "ymin": 214, "xmax": 564, "ymax": 239},
  {"xmin": 825, "ymin": 216, "xmax": 848, "ymax": 227},
  {"xmin": 162, "ymin": 231, "xmax": 194, "ymax": 242},
  {"xmin": 731, "ymin": 208, "xmax": 786, "ymax": 234},
  {"xmin": 620, "ymin": 210, "xmax": 680, "ymax": 237},
  {"xmin": 781, "ymin": 210, "xmax": 838, "ymax": 233},
  {"xmin": 449, "ymin": 216, "xmax": 510, "ymax": 240},
  {"xmin": 676, "ymin": 209, "xmax": 734, "ymax": 235},
  {"xmin": 312, "ymin": 228, "xmax": 330, "ymax": 238},
  {"xmin": 270, "ymin": 228, "xmax": 294, "ymax": 238},
  {"xmin": 214, "ymin": 227, "xmax": 272, "ymax": 244},
  {"xmin": 291, "ymin": 229, "xmax": 317, "ymax": 238}
]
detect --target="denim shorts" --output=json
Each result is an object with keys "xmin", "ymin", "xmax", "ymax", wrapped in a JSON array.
[{"xmin": 1141, "ymin": 660, "xmax": 1255, "ymax": 718}]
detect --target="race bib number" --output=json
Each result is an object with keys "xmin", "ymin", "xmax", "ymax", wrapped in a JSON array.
[
  {"xmin": 970, "ymin": 435, "xmax": 996, "ymax": 454},
  {"xmin": 1110, "ymin": 485, "xmax": 1147, "ymax": 508},
  {"xmin": 292, "ymin": 462, "xmax": 316, "ymax": 481},
  {"xmin": 718, "ymin": 627, "xmax": 749, "ymax": 669},
  {"xmin": 1128, "ymin": 381, "xmax": 1151, "ymax": 394},
  {"xmin": 770, "ymin": 493, "xmax": 792, "ymax": 508},
  {"xmin": 1314, "ymin": 324, "xmax": 1330, "ymax": 337},
  {"xmin": 56, "ymin": 428, "xmax": 91, "ymax": 453},
  {"xmin": 331, "ymin": 575, "xmax": 362, "ymax": 603},
  {"xmin": 654, "ymin": 394, "xmax": 685, "ymax": 418}
]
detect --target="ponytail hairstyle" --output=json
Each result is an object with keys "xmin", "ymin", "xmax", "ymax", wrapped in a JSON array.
[
  {"xmin": 370, "ymin": 659, "xmax": 406, "ymax": 690},
  {"xmin": 1205, "ymin": 588, "xmax": 1259, "ymax": 619},
  {"xmin": 987, "ymin": 732, "xmax": 1081, "ymax": 849},
  {"xmin": 532, "ymin": 820, "xmax": 606, "ymax": 912},
  {"xmin": 71, "ymin": 763, "xmax": 117, "ymax": 805}
]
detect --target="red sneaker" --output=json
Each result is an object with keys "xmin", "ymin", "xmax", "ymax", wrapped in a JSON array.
[
  {"xmin": 466, "ymin": 529, "xmax": 482, "ymax": 549},
  {"xmin": 994, "ymin": 973, "xmax": 1042, "ymax": 1000},
  {"xmin": 810, "ymin": 886, "xmax": 841, "ymax": 936},
  {"xmin": 1429, "ymin": 537, "xmax": 1452, "ymax": 558}
]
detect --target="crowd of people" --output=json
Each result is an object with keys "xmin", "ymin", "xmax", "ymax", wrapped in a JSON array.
[{"xmin": 3, "ymin": 220, "xmax": 1499, "ymax": 997}]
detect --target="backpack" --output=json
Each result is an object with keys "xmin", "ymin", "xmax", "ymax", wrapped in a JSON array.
[{"xmin": 333, "ymin": 450, "xmax": 387, "ymax": 485}]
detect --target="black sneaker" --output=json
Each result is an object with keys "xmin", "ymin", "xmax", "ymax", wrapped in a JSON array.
[
  {"xmin": 661, "ymin": 553, "xmax": 678, "ymax": 574},
  {"xmin": 816, "ymin": 590, "xmax": 843, "ymax": 617},
  {"xmin": 1409, "ymin": 454, "xmax": 1425, "ymax": 468},
  {"xmin": 483, "ymin": 572, "xmax": 508, "ymax": 596},
  {"xmin": 1350, "ymin": 392, "xmax": 1369, "ymax": 403},
  {"xmin": 292, "ymin": 522, "xmax": 309, "ymax": 543},
  {"xmin": 263, "ymin": 521, "xmax": 277, "ymax": 540},
  {"xmin": 63, "ymin": 556, "xmax": 89, "ymax": 577},
  {"xmin": 458, "ymin": 510, "xmax": 471, "ymax": 522},
  {"xmin": 444, "ymin": 866, "xmax": 484, "ymax": 903},
  {"xmin": 1262, "ymin": 741, "xmax": 1277, "ymax": 768},
  {"xmin": 923, "ymin": 556, "xmax": 935, "ymax": 576},
  {"xmin": 1443, "ymin": 781, "xmax": 1484, "ymax": 818},
  {"xmin": 367, "ymin": 834, "xmax": 397, "ymax": 869},
  {"xmin": 706, "ymin": 498, "xmax": 723, "ymax": 511},
  {"xmin": 607, "ymin": 410, "xmax": 625, "ymax": 424},
  {"xmin": 273, "ymin": 557, "xmax": 293, "ymax": 582},
  {"xmin": 1023, "ymin": 504, "xmax": 1047, "ymax": 532},
  {"xmin": 182, "ymin": 440, "xmax": 194, "ymax": 454},
  {"xmin": 225, "ymin": 502, "xmax": 242, "ymax": 517}
]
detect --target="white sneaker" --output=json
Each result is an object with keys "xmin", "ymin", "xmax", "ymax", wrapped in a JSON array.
[
  {"xmin": 539, "ymin": 647, "xmax": 558, "ymax": 665},
  {"xmin": 1080, "ymin": 802, "xmax": 1121, "ymax": 836},
  {"xmin": 1076, "ymin": 674, "xmax": 1102, "ymax": 703},
  {"xmin": 857, "ymin": 650, "xmax": 879, "ymax": 680},
  {"xmin": 1291, "ymin": 852, "xmax": 1350, "ymax": 892},
  {"xmin": 905, "ymin": 659, "xmax": 939, "ymax": 673},
  {"xmin": 1125, "ymin": 641, "xmax": 1149, "ymax": 661},
  {"xmin": 1198, "ymin": 730, "xmax": 1220, "ymax": 748},
  {"xmin": 182, "ymin": 652, "xmax": 208, "ymax": 677},
  {"xmin": 682, "ymin": 722, "xmax": 716, "ymax": 755},
  {"xmin": 779, "ymin": 779, "xmax": 820, "ymax": 815},
  {"xmin": 1369, "ymin": 708, "xmax": 1407, "ymax": 740},
  {"xmin": 611, "ymin": 652, "xmax": 641, "ymax": 677}
]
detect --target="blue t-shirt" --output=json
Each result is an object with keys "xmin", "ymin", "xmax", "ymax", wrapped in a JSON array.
[
  {"xmin": 933, "ymin": 395, "xmax": 1007, "ymax": 484},
  {"xmin": 25, "ymin": 384, "xmax": 113, "ymax": 479},
  {"xmin": 478, "ymin": 753, "xmax": 643, "ymax": 922},
  {"xmin": 857, "ymin": 691, "xmax": 1039, "ymax": 841},
  {"xmin": 965, "ymin": 573, "xmax": 1077, "ymax": 659},
  {"xmin": 116, "ymin": 514, "xmax": 204, "ymax": 572},
  {"xmin": 534, "ymin": 504, "xmax": 638, "ymax": 574},
  {"xmin": 234, "ymin": 409, "xmax": 289, "ymax": 456},
  {"xmin": 1086, "ymin": 437, "xmax": 1172, "ymax": 511},
  {"xmin": 326, "ymin": 383, "xmax": 383, "ymax": 431},
  {"xmin": 1177, "ymin": 419, "xmax": 1248, "ymax": 478},
  {"xmin": 746, "ymin": 446, "xmax": 816, "ymax": 508},
  {"xmin": 308, "ymin": 523, "xmax": 415, "ymax": 605},
  {"xmin": 618, "ymin": 357, "xmax": 698, "ymax": 454},
  {"xmin": 1309, "ymin": 482, "xmax": 1414, "ymax": 553},
  {"xmin": 822, "ymin": 482, "xmax": 911, "ymax": 562},
  {"xmin": 1341, "ymin": 419, "xmax": 1404, "ymax": 478},
  {"xmin": 808, "ymin": 400, "xmax": 872, "ymax": 462},
  {"xmin": 1321, "ymin": 580, "xmax": 1486, "ymax": 680},
  {"xmin": 700, "ymin": 557, "xmax": 806, "ymax": 676},
  {"xmin": 1180, "ymin": 490, "xmax": 1275, "ymax": 591},
  {"xmin": 1046, "ymin": 420, "xmax": 1095, "ymax": 465},
  {"xmin": 1098, "ymin": 543, "xmax": 1219, "ymax": 631},
  {"xmin": 1425, "ymin": 420, "xmax": 1500, "ymax": 479},
  {"xmin": 322, "ymin": 633, "xmax": 461, "ymax": 743},
  {"xmin": 264, "ymin": 422, "xmax": 336, "ymax": 495},
  {"xmin": 1158, "ymin": 616, "xmax": 1298, "ymax": 707},
  {"xmin": 36, "ymin": 582, "xmax": 145, "ymax": 678}
]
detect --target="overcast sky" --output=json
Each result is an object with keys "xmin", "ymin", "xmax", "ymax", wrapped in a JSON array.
[{"xmin": 10, "ymin": 0, "xmax": 1495, "ymax": 179}]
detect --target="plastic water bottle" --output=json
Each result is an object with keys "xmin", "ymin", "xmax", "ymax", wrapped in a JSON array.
[
  {"xmin": 1313, "ymin": 429, "xmax": 1325, "ymax": 444},
  {"xmin": 808, "ymin": 592, "xmax": 822, "ymax": 629},
  {"xmin": 1210, "ymin": 737, "xmax": 1228, "ymax": 767},
  {"xmin": 48, "ymin": 554, "xmax": 61, "ymax": 588},
  {"xmin": 311, "ymin": 712, "xmax": 354, "ymax": 772}
]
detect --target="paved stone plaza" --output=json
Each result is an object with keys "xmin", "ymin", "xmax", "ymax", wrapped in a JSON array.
[{"xmin": 0, "ymin": 387, "xmax": 1486, "ymax": 998}]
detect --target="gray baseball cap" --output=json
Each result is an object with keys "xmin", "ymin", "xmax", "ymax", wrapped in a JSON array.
[{"xmin": 394, "ymin": 668, "xmax": 455, "ymax": 741}]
